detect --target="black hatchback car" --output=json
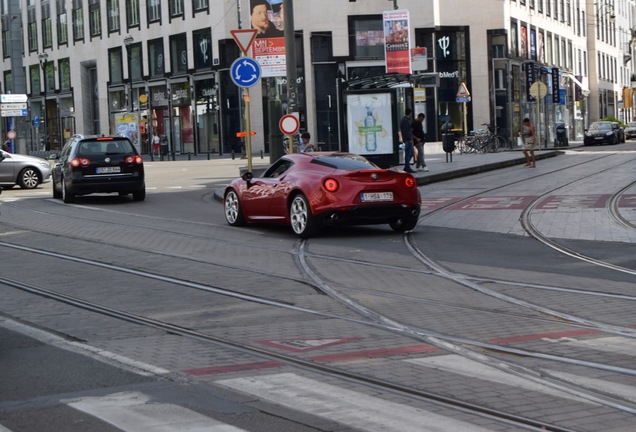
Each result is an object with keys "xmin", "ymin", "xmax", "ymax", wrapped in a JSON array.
[
  {"xmin": 583, "ymin": 121, "xmax": 618, "ymax": 146},
  {"xmin": 51, "ymin": 135, "xmax": 145, "ymax": 203}
]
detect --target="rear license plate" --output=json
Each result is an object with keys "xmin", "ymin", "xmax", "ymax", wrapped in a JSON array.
[
  {"xmin": 361, "ymin": 192, "xmax": 393, "ymax": 202},
  {"xmin": 96, "ymin": 166, "xmax": 121, "ymax": 174}
]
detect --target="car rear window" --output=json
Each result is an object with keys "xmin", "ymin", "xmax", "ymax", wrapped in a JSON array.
[
  {"xmin": 311, "ymin": 154, "xmax": 378, "ymax": 170},
  {"xmin": 77, "ymin": 139, "xmax": 134, "ymax": 156},
  {"xmin": 590, "ymin": 122, "xmax": 611, "ymax": 131}
]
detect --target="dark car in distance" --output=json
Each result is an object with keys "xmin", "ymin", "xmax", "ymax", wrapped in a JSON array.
[
  {"xmin": 583, "ymin": 121, "xmax": 619, "ymax": 146},
  {"xmin": 624, "ymin": 122, "xmax": 636, "ymax": 140},
  {"xmin": 51, "ymin": 135, "xmax": 145, "ymax": 203}
]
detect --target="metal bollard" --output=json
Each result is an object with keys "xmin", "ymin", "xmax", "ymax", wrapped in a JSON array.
[
  {"xmin": 231, "ymin": 150, "xmax": 235, "ymax": 160},
  {"xmin": 188, "ymin": 152, "xmax": 192, "ymax": 161}
]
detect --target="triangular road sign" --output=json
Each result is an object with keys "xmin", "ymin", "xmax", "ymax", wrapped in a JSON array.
[
  {"xmin": 231, "ymin": 29, "xmax": 258, "ymax": 55},
  {"xmin": 456, "ymin": 82, "xmax": 471, "ymax": 98}
]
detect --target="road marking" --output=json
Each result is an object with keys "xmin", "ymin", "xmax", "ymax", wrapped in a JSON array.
[
  {"xmin": 565, "ymin": 336, "xmax": 636, "ymax": 357},
  {"xmin": 217, "ymin": 372, "xmax": 493, "ymax": 432},
  {"xmin": 405, "ymin": 355, "xmax": 592, "ymax": 403},
  {"xmin": 66, "ymin": 391, "xmax": 247, "ymax": 432}
]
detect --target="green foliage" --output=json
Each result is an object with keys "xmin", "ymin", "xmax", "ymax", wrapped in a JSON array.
[{"xmin": 601, "ymin": 116, "xmax": 625, "ymax": 127}]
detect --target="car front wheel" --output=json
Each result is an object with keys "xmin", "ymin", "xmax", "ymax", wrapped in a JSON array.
[
  {"xmin": 289, "ymin": 194, "xmax": 318, "ymax": 238},
  {"xmin": 224, "ymin": 189, "xmax": 246, "ymax": 226},
  {"xmin": 18, "ymin": 168, "xmax": 40, "ymax": 189}
]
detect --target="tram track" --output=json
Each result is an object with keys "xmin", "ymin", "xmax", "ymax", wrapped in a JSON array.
[{"xmin": 1, "ymin": 149, "xmax": 636, "ymax": 429}]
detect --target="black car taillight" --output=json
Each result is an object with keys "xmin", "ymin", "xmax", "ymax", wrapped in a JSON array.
[
  {"xmin": 124, "ymin": 155, "xmax": 143, "ymax": 164},
  {"xmin": 70, "ymin": 157, "xmax": 90, "ymax": 167}
]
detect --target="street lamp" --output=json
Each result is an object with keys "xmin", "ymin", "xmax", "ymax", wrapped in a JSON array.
[
  {"xmin": 38, "ymin": 52, "xmax": 49, "ymax": 150},
  {"xmin": 124, "ymin": 35, "xmax": 134, "ymax": 112}
]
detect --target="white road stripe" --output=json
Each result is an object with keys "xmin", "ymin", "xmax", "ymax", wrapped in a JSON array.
[
  {"xmin": 405, "ymin": 355, "xmax": 592, "ymax": 403},
  {"xmin": 66, "ymin": 391, "xmax": 247, "ymax": 432},
  {"xmin": 566, "ymin": 336, "xmax": 636, "ymax": 357},
  {"xmin": 217, "ymin": 372, "xmax": 494, "ymax": 432}
]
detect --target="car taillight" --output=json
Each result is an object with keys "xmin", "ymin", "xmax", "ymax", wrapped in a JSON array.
[
  {"xmin": 323, "ymin": 178, "xmax": 339, "ymax": 192},
  {"xmin": 404, "ymin": 176, "xmax": 416, "ymax": 188},
  {"xmin": 70, "ymin": 157, "xmax": 90, "ymax": 167},
  {"xmin": 125, "ymin": 155, "xmax": 143, "ymax": 164}
]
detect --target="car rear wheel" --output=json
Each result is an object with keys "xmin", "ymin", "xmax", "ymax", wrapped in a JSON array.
[
  {"xmin": 290, "ymin": 194, "xmax": 318, "ymax": 238},
  {"xmin": 132, "ymin": 188, "xmax": 146, "ymax": 201},
  {"xmin": 390, "ymin": 216, "xmax": 418, "ymax": 232},
  {"xmin": 62, "ymin": 178, "xmax": 75, "ymax": 203},
  {"xmin": 18, "ymin": 168, "xmax": 40, "ymax": 189},
  {"xmin": 224, "ymin": 189, "xmax": 245, "ymax": 226}
]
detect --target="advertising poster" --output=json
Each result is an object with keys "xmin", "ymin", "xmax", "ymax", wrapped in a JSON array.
[
  {"xmin": 114, "ymin": 113, "xmax": 140, "ymax": 153},
  {"xmin": 383, "ymin": 9, "xmax": 411, "ymax": 74},
  {"xmin": 249, "ymin": 0, "xmax": 286, "ymax": 77},
  {"xmin": 346, "ymin": 93, "xmax": 393, "ymax": 155}
]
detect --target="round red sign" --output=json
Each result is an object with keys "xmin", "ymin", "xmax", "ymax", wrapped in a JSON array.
[
  {"xmin": 279, "ymin": 114, "xmax": 300, "ymax": 136},
  {"xmin": 7, "ymin": 130, "xmax": 16, "ymax": 140}
]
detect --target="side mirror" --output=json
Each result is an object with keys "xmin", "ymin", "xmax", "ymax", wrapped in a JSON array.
[{"xmin": 241, "ymin": 172, "xmax": 253, "ymax": 182}]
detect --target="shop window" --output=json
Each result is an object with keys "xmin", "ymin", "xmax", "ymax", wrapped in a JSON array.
[{"xmin": 349, "ymin": 16, "xmax": 384, "ymax": 60}]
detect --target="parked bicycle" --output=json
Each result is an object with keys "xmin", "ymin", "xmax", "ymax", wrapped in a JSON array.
[{"xmin": 456, "ymin": 124, "xmax": 506, "ymax": 154}]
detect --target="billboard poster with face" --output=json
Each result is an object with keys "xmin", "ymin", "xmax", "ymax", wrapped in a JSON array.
[
  {"xmin": 250, "ymin": 0, "xmax": 286, "ymax": 77},
  {"xmin": 383, "ymin": 10, "xmax": 411, "ymax": 74}
]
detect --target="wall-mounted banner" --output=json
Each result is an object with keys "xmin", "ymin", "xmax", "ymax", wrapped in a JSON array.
[{"xmin": 383, "ymin": 9, "xmax": 411, "ymax": 74}]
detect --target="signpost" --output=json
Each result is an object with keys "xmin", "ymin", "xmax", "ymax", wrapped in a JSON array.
[
  {"xmin": 230, "ymin": 29, "xmax": 259, "ymax": 173},
  {"xmin": 529, "ymin": 81, "xmax": 548, "ymax": 149},
  {"xmin": 279, "ymin": 114, "xmax": 300, "ymax": 153},
  {"xmin": 1, "ymin": 94, "xmax": 28, "ymax": 118},
  {"xmin": 456, "ymin": 83, "xmax": 471, "ymax": 137}
]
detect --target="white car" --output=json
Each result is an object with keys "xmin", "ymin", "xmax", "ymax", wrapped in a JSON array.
[{"xmin": 0, "ymin": 150, "xmax": 53, "ymax": 189}]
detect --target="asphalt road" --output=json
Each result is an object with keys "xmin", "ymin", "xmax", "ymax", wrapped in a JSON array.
[{"xmin": 1, "ymin": 143, "xmax": 635, "ymax": 431}]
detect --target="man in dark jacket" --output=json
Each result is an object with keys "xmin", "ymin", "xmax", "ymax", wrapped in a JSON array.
[
  {"xmin": 400, "ymin": 108, "xmax": 416, "ymax": 173},
  {"xmin": 412, "ymin": 113, "xmax": 428, "ymax": 171}
]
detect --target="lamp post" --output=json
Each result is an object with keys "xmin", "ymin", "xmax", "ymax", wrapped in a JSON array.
[
  {"xmin": 124, "ymin": 35, "xmax": 134, "ymax": 112},
  {"xmin": 38, "ymin": 52, "xmax": 49, "ymax": 151}
]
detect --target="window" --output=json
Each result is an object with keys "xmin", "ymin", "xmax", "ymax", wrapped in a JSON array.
[
  {"xmin": 73, "ymin": 1, "xmax": 84, "ymax": 41},
  {"xmin": 57, "ymin": 0, "xmax": 68, "ymax": 45},
  {"xmin": 170, "ymin": 33, "xmax": 188, "ymax": 74},
  {"xmin": 148, "ymin": 0, "xmax": 161, "ymax": 23},
  {"xmin": 109, "ymin": 48, "xmax": 124, "ymax": 83},
  {"xmin": 107, "ymin": 0, "xmax": 120, "ymax": 33},
  {"xmin": 59, "ymin": 58, "xmax": 71, "ymax": 90},
  {"xmin": 193, "ymin": 28, "xmax": 212, "ymax": 69},
  {"xmin": 169, "ymin": 0, "xmax": 184, "ymax": 17},
  {"xmin": 349, "ymin": 16, "xmax": 384, "ymax": 60},
  {"xmin": 28, "ymin": 3, "xmax": 38, "ymax": 52},
  {"xmin": 130, "ymin": 43, "xmax": 142, "ymax": 80},
  {"xmin": 127, "ymin": 0, "xmax": 140, "ymax": 27},
  {"xmin": 89, "ymin": 0, "xmax": 101, "ymax": 37},
  {"xmin": 42, "ymin": 1, "xmax": 53, "ymax": 48},
  {"xmin": 193, "ymin": 0, "xmax": 208, "ymax": 12},
  {"xmin": 148, "ymin": 38, "xmax": 165, "ymax": 77},
  {"xmin": 30, "ymin": 64, "xmax": 42, "ymax": 94}
]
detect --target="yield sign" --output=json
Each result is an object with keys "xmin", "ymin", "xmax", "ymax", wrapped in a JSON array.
[{"xmin": 231, "ymin": 29, "xmax": 258, "ymax": 55}]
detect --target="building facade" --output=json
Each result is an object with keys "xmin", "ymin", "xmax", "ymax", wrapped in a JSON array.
[{"xmin": 2, "ymin": 0, "xmax": 634, "ymax": 156}]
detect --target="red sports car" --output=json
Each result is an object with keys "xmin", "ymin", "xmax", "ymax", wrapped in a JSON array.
[{"xmin": 223, "ymin": 152, "xmax": 421, "ymax": 237}]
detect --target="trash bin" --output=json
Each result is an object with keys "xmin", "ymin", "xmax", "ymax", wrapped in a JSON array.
[
  {"xmin": 160, "ymin": 137, "xmax": 169, "ymax": 156},
  {"xmin": 442, "ymin": 133, "xmax": 456, "ymax": 153},
  {"xmin": 554, "ymin": 123, "xmax": 568, "ymax": 147}
]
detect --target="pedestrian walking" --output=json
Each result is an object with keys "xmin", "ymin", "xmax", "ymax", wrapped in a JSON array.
[
  {"xmin": 412, "ymin": 113, "xmax": 428, "ymax": 172},
  {"xmin": 519, "ymin": 117, "xmax": 536, "ymax": 168},
  {"xmin": 400, "ymin": 108, "xmax": 416, "ymax": 173}
]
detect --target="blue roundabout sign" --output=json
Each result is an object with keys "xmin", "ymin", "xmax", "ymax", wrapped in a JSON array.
[{"xmin": 230, "ymin": 57, "xmax": 262, "ymax": 88}]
